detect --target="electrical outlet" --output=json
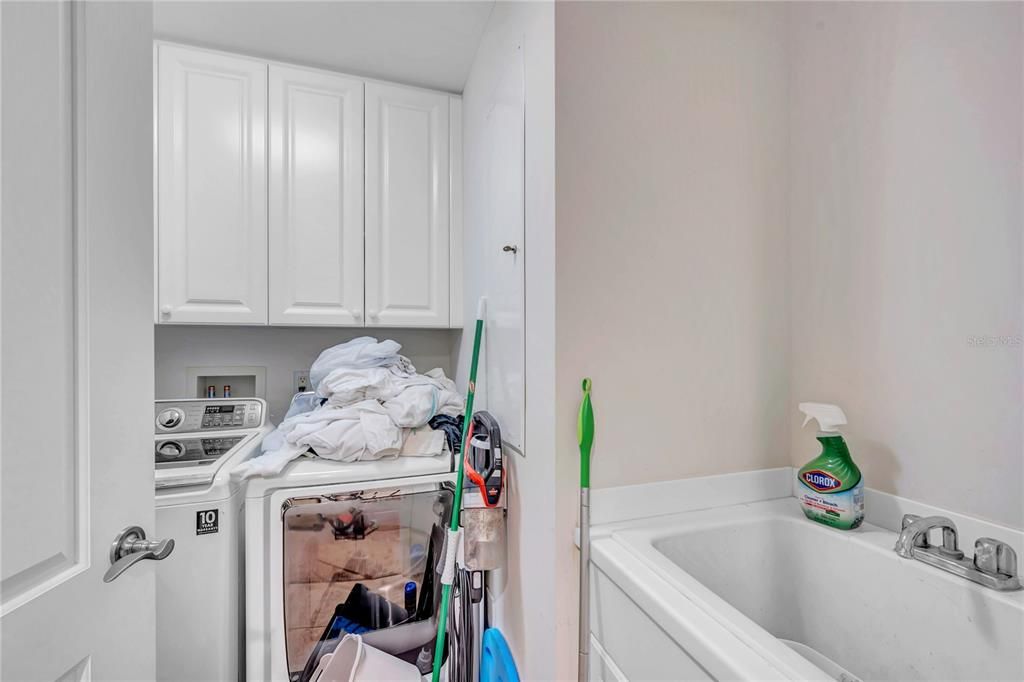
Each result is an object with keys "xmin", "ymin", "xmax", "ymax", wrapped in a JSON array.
[{"xmin": 293, "ymin": 371, "xmax": 310, "ymax": 394}]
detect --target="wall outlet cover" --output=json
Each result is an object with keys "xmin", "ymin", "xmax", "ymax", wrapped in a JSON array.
[{"xmin": 294, "ymin": 371, "xmax": 310, "ymax": 394}]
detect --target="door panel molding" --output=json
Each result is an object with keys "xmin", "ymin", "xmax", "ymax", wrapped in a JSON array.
[
  {"xmin": 269, "ymin": 64, "xmax": 364, "ymax": 325},
  {"xmin": 365, "ymin": 83, "xmax": 450, "ymax": 327},
  {"xmin": 156, "ymin": 44, "xmax": 268, "ymax": 324},
  {"xmin": 0, "ymin": 0, "xmax": 90, "ymax": 616}
]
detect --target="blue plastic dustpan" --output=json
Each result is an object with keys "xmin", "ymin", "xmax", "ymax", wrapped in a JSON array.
[{"xmin": 480, "ymin": 629, "xmax": 519, "ymax": 682}]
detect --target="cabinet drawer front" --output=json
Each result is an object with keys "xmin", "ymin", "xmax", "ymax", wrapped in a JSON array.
[
  {"xmin": 365, "ymin": 83, "xmax": 450, "ymax": 327},
  {"xmin": 269, "ymin": 65, "xmax": 364, "ymax": 326},
  {"xmin": 157, "ymin": 45, "xmax": 268, "ymax": 324}
]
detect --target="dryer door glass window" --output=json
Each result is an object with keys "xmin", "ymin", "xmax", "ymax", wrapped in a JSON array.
[{"xmin": 281, "ymin": 487, "xmax": 453, "ymax": 680}]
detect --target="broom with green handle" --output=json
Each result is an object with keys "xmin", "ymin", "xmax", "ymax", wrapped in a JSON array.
[
  {"xmin": 577, "ymin": 378, "xmax": 594, "ymax": 682},
  {"xmin": 431, "ymin": 298, "xmax": 485, "ymax": 682}
]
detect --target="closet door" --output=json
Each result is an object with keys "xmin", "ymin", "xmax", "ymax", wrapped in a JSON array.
[
  {"xmin": 157, "ymin": 44, "xmax": 268, "ymax": 324},
  {"xmin": 269, "ymin": 65, "xmax": 364, "ymax": 325},
  {"xmin": 365, "ymin": 83, "xmax": 450, "ymax": 327}
]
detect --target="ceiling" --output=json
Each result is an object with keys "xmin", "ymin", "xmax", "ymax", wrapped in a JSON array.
[{"xmin": 153, "ymin": 1, "xmax": 495, "ymax": 93}]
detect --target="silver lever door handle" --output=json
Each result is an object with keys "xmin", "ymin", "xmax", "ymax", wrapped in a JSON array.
[{"xmin": 103, "ymin": 525, "xmax": 174, "ymax": 583}]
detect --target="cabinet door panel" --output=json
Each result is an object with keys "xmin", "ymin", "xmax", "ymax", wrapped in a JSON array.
[
  {"xmin": 269, "ymin": 65, "xmax": 364, "ymax": 325},
  {"xmin": 157, "ymin": 44, "xmax": 267, "ymax": 324},
  {"xmin": 365, "ymin": 83, "xmax": 449, "ymax": 327}
]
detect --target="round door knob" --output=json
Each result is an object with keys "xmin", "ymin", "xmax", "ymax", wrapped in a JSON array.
[
  {"xmin": 353, "ymin": 308, "xmax": 362, "ymax": 319},
  {"xmin": 368, "ymin": 309, "xmax": 379, "ymax": 319},
  {"xmin": 160, "ymin": 305, "xmax": 172, "ymax": 317}
]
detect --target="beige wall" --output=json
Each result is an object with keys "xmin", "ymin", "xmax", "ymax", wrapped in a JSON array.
[
  {"xmin": 556, "ymin": 1, "xmax": 792, "ymax": 488},
  {"xmin": 556, "ymin": 3, "xmax": 792, "ymax": 680},
  {"xmin": 556, "ymin": 3, "xmax": 1021, "ymax": 677},
  {"xmin": 789, "ymin": 2, "xmax": 1023, "ymax": 528}
]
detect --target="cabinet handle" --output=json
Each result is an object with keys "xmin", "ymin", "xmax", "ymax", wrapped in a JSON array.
[
  {"xmin": 160, "ymin": 305, "xmax": 172, "ymax": 317},
  {"xmin": 352, "ymin": 308, "xmax": 362, "ymax": 320},
  {"xmin": 368, "ymin": 309, "xmax": 379, "ymax": 320}
]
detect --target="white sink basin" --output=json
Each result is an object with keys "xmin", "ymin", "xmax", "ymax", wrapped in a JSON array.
[{"xmin": 590, "ymin": 498, "xmax": 1024, "ymax": 681}]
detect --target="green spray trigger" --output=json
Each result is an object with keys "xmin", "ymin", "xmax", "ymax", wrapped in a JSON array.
[{"xmin": 578, "ymin": 378, "xmax": 594, "ymax": 489}]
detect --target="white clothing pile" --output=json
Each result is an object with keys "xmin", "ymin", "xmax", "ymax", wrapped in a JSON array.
[{"xmin": 234, "ymin": 338, "xmax": 463, "ymax": 479}]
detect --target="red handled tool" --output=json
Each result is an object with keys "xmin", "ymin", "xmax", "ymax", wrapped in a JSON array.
[{"xmin": 464, "ymin": 411, "xmax": 504, "ymax": 508}]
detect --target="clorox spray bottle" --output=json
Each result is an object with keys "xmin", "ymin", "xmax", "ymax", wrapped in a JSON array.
[{"xmin": 797, "ymin": 402, "xmax": 864, "ymax": 530}]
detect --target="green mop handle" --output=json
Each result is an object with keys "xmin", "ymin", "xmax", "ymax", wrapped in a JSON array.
[
  {"xmin": 578, "ymin": 378, "xmax": 594, "ymax": 488},
  {"xmin": 431, "ymin": 299, "xmax": 485, "ymax": 682},
  {"xmin": 577, "ymin": 378, "xmax": 594, "ymax": 682}
]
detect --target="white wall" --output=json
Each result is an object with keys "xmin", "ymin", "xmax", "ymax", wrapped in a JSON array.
[
  {"xmin": 459, "ymin": 2, "xmax": 558, "ymax": 678},
  {"xmin": 789, "ymin": 2, "xmax": 1023, "ymax": 528},
  {"xmin": 555, "ymin": 3, "xmax": 790, "ymax": 679},
  {"xmin": 155, "ymin": 326, "xmax": 458, "ymax": 422}
]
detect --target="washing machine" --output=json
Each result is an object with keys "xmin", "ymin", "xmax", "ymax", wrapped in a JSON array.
[
  {"xmin": 154, "ymin": 397, "xmax": 273, "ymax": 682},
  {"xmin": 245, "ymin": 453, "xmax": 456, "ymax": 681}
]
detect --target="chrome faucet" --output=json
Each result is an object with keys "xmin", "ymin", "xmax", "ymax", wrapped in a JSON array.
[{"xmin": 894, "ymin": 514, "xmax": 1021, "ymax": 591}]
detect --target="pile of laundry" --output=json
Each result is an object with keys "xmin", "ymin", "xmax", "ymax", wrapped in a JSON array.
[{"xmin": 234, "ymin": 337, "xmax": 464, "ymax": 479}]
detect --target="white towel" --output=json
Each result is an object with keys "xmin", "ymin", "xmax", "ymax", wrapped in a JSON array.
[
  {"xmin": 309, "ymin": 337, "xmax": 415, "ymax": 390},
  {"xmin": 235, "ymin": 358, "xmax": 464, "ymax": 479}
]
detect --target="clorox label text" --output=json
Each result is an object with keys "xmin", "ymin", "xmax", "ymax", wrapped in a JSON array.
[{"xmin": 802, "ymin": 470, "xmax": 841, "ymax": 492}]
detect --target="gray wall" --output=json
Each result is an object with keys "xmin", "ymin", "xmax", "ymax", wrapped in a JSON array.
[{"xmin": 155, "ymin": 326, "xmax": 459, "ymax": 422}]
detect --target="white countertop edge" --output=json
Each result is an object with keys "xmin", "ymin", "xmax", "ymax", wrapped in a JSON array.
[
  {"xmin": 586, "ymin": 467, "xmax": 1023, "ymax": 557},
  {"xmin": 589, "ymin": 467, "xmax": 793, "ymax": 526}
]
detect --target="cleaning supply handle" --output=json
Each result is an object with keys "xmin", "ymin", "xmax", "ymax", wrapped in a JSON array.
[
  {"xmin": 577, "ymin": 378, "xmax": 594, "ymax": 682},
  {"xmin": 431, "ymin": 298, "xmax": 486, "ymax": 682}
]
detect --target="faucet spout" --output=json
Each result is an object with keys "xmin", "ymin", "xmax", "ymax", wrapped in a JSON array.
[
  {"xmin": 892, "ymin": 513, "xmax": 1020, "ymax": 591},
  {"xmin": 894, "ymin": 515, "xmax": 958, "ymax": 558}
]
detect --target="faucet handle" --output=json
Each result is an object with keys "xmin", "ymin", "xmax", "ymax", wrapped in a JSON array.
[
  {"xmin": 974, "ymin": 538, "xmax": 1018, "ymax": 578},
  {"xmin": 939, "ymin": 526, "xmax": 964, "ymax": 559}
]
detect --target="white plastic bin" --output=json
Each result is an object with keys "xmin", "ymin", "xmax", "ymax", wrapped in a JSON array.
[{"xmin": 312, "ymin": 634, "xmax": 422, "ymax": 682}]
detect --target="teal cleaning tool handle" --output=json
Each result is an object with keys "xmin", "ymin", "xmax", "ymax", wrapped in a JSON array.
[
  {"xmin": 432, "ymin": 298, "xmax": 486, "ymax": 682},
  {"xmin": 578, "ymin": 378, "xmax": 594, "ymax": 489}
]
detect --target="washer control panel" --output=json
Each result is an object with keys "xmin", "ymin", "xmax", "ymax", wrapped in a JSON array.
[{"xmin": 155, "ymin": 398, "xmax": 265, "ymax": 434}]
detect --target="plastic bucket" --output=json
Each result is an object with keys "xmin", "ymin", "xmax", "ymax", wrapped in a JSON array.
[{"xmin": 312, "ymin": 634, "xmax": 422, "ymax": 682}]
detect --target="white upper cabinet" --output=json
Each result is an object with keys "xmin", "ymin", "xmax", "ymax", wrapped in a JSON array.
[
  {"xmin": 155, "ymin": 44, "xmax": 461, "ymax": 328},
  {"xmin": 269, "ymin": 65, "xmax": 365, "ymax": 325},
  {"xmin": 157, "ymin": 44, "xmax": 268, "ymax": 324},
  {"xmin": 365, "ymin": 84, "xmax": 450, "ymax": 327}
]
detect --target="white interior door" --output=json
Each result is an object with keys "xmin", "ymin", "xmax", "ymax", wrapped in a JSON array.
[
  {"xmin": 365, "ymin": 83, "xmax": 450, "ymax": 327},
  {"xmin": 269, "ymin": 64, "xmax": 364, "ymax": 326},
  {"xmin": 1, "ymin": 3, "xmax": 157, "ymax": 679},
  {"xmin": 156, "ymin": 44, "xmax": 268, "ymax": 325}
]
